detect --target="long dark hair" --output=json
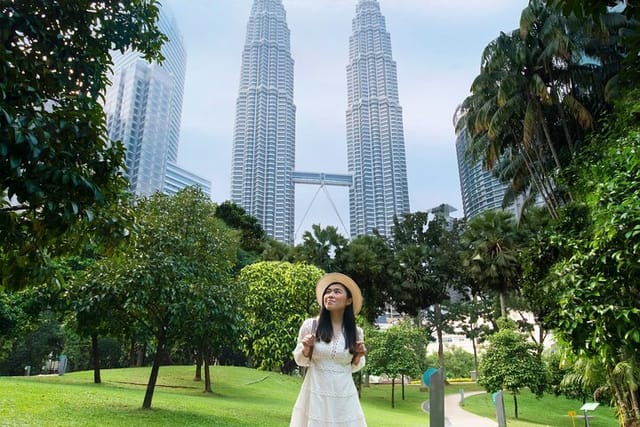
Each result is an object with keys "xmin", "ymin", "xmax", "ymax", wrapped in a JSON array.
[{"xmin": 315, "ymin": 284, "xmax": 357, "ymax": 353}]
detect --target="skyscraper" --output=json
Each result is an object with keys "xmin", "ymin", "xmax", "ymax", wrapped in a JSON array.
[
  {"xmin": 104, "ymin": 6, "xmax": 209, "ymax": 196},
  {"xmin": 454, "ymin": 122, "xmax": 512, "ymax": 219},
  {"xmin": 230, "ymin": 0, "xmax": 296, "ymax": 244},
  {"xmin": 346, "ymin": 0, "xmax": 410, "ymax": 238}
]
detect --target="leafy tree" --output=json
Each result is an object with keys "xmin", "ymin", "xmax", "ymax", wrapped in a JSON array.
[
  {"xmin": 425, "ymin": 347, "xmax": 475, "ymax": 379},
  {"xmin": 215, "ymin": 201, "xmax": 266, "ymax": 269},
  {"xmin": 542, "ymin": 89, "xmax": 640, "ymax": 426},
  {"xmin": 239, "ymin": 261, "xmax": 323, "ymax": 372},
  {"xmin": 336, "ymin": 233, "xmax": 396, "ymax": 324},
  {"xmin": 366, "ymin": 322, "xmax": 426, "ymax": 408},
  {"xmin": 450, "ymin": 297, "xmax": 495, "ymax": 376},
  {"xmin": 0, "ymin": 0, "xmax": 166, "ymax": 289},
  {"xmin": 462, "ymin": 209, "xmax": 522, "ymax": 318},
  {"xmin": 392, "ymin": 212, "xmax": 465, "ymax": 373},
  {"xmin": 295, "ymin": 224, "xmax": 347, "ymax": 272},
  {"xmin": 87, "ymin": 188, "xmax": 239, "ymax": 408},
  {"xmin": 456, "ymin": 2, "xmax": 623, "ymax": 218},
  {"xmin": 478, "ymin": 319, "xmax": 547, "ymax": 419}
]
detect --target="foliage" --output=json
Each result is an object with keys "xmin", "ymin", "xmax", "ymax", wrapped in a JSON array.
[
  {"xmin": 335, "ymin": 233, "xmax": 396, "ymax": 323},
  {"xmin": 391, "ymin": 212, "xmax": 457, "ymax": 315},
  {"xmin": 0, "ymin": 0, "xmax": 166, "ymax": 289},
  {"xmin": 478, "ymin": 319, "xmax": 547, "ymax": 418},
  {"xmin": 540, "ymin": 88, "xmax": 640, "ymax": 425},
  {"xmin": 425, "ymin": 347, "xmax": 475, "ymax": 379},
  {"xmin": 456, "ymin": 1, "xmax": 624, "ymax": 218},
  {"xmin": 239, "ymin": 261, "xmax": 323, "ymax": 372},
  {"xmin": 366, "ymin": 322, "xmax": 426, "ymax": 408},
  {"xmin": 80, "ymin": 187, "xmax": 240, "ymax": 407},
  {"xmin": 462, "ymin": 210, "xmax": 523, "ymax": 317},
  {"xmin": 214, "ymin": 201, "xmax": 266, "ymax": 269},
  {"xmin": 295, "ymin": 224, "xmax": 347, "ymax": 272}
]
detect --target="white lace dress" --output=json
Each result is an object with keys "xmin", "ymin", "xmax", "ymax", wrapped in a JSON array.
[{"xmin": 290, "ymin": 318, "xmax": 367, "ymax": 427}]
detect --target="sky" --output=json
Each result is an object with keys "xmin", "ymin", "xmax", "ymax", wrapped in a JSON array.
[{"xmin": 164, "ymin": 0, "xmax": 528, "ymax": 242}]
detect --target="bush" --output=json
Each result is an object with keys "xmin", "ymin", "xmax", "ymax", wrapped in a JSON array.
[{"xmin": 424, "ymin": 347, "xmax": 475, "ymax": 379}]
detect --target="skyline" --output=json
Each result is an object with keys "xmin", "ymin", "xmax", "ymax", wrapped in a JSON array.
[{"xmin": 163, "ymin": 0, "xmax": 529, "ymax": 241}]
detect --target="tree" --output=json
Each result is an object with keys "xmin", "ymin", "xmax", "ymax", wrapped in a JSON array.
[
  {"xmin": 391, "ymin": 212, "xmax": 464, "ymax": 373},
  {"xmin": 295, "ymin": 224, "xmax": 347, "ymax": 273},
  {"xmin": 456, "ymin": 3, "xmax": 623, "ymax": 218},
  {"xmin": 478, "ymin": 319, "xmax": 547, "ymax": 419},
  {"xmin": 366, "ymin": 322, "xmax": 426, "ymax": 408},
  {"xmin": 335, "ymin": 233, "xmax": 396, "ymax": 324},
  {"xmin": 0, "ymin": 1, "xmax": 166, "ymax": 289},
  {"xmin": 89, "ymin": 188, "xmax": 240, "ymax": 408},
  {"xmin": 239, "ymin": 261, "xmax": 323, "ymax": 372},
  {"xmin": 462, "ymin": 209, "xmax": 522, "ymax": 318},
  {"xmin": 214, "ymin": 201, "xmax": 266, "ymax": 270},
  {"xmin": 542, "ymin": 89, "xmax": 640, "ymax": 426}
]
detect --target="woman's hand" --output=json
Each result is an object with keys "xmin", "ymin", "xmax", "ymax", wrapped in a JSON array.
[
  {"xmin": 302, "ymin": 334, "xmax": 316, "ymax": 358},
  {"xmin": 352, "ymin": 341, "xmax": 367, "ymax": 364}
]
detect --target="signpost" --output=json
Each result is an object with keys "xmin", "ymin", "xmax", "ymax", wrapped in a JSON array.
[
  {"xmin": 423, "ymin": 368, "xmax": 444, "ymax": 427},
  {"xmin": 579, "ymin": 402, "xmax": 599, "ymax": 427}
]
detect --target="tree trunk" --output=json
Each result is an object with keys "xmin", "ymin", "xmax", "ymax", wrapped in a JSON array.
[
  {"xmin": 435, "ymin": 304, "xmax": 445, "ymax": 375},
  {"xmin": 91, "ymin": 333, "xmax": 101, "ymax": 384},
  {"xmin": 514, "ymin": 393, "xmax": 519, "ymax": 419},
  {"xmin": 401, "ymin": 375, "xmax": 405, "ymax": 400},
  {"xmin": 142, "ymin": 338, "xmax": 164, "ymax": 409},
  {"xmin": 204, "ymin": 351, "xmax": 212, "ymax": 393},
  {"xmin": 629, "ymin": 382, "xmax": 640, "ymax": 424},
  {"xmin": 136, "ymin": 342, "xmax": 146, "ymax": 367},
  {"xmin": 129, "ymin": 338, "xmax": 136, "ymax": 367},
  {"xmin": 194, "ymin": 349, "xmax": 202, "ymax": 381},
  {"xmin": 391, "ymin": 377, "xmax": 395, "ymax": 408},
  {"xmin": 471, "ymin": 337, "xmax": 479, "ymax": 379},
  {"xmin": 499, "ymin": 292, "xmax": 506, "ymax": 318}
]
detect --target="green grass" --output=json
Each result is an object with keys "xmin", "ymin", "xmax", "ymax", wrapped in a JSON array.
[
  {"xmin": 0, "ymin": 366, "xmax": 432, "ymax": 426},
  {"xmin": 0, "ymin": 367, "xmax": 620, "ymax": 426},
  {"xmin": 462, "ymin": 390, "xmax": 620, "ymax": 427}
]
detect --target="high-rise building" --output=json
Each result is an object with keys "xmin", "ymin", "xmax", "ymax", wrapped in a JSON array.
[
  {"xmin": 455, "ymin": 124, "xmax": 511, "ymax": 219},
  {"xmin": 230, "ymin": 0, "xmax": 296, "ymax": 244},
  {"xmin": 104, "ymin": 6, "xmax": 210, "ymax": 197},
  {"xmin": 346, "ymin": 0, "xmax": 410, "ymax": 238}
]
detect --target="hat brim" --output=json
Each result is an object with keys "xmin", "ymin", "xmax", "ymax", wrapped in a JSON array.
[{"xmin": 316, "ymin": 272, "xmax": 362, "ymax": 315}]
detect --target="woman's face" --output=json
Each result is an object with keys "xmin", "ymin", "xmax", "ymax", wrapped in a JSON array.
[{"xmin": 323, "ymin": 283, "xmax": 352, "ymax": 312}]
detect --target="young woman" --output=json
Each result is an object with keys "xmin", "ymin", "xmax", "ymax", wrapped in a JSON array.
[{"xmin": 290, "ymin": 272, "xmax": 367, "ymax": 426}]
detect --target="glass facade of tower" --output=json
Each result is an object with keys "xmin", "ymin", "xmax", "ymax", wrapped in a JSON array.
[
  {"xmin": 346, "ymin": 0, "xmax": 410, "ymax": 238},
  {"xmin": 455, "ymin": 127, "xmax": 510, "ymax": 219},
  {"xmin": 231, "ymin": 0, "xmax": 296, "ymax": 244},
  {"xmin": 105, "ymin": 6, "xmax": 208, "ymax": 196}
]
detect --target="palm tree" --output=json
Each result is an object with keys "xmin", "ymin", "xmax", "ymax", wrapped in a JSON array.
[
  {"xmin": 456, "ymin": 1, "xmax": 620, "ymax": 219},
  {"xmin": 462, "ymin": 210, "xmax": 522, "ymax": 318}
]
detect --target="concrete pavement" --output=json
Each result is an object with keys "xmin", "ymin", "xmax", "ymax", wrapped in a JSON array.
[{"xmin": 423, "ymin": 390, "xmax": 498, "ymax": 427}]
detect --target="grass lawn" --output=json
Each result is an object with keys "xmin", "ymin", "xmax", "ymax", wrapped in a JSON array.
[
  {"xmin": 462, "ymin": 390, "xmax": 620, "ymax": 427},
  {"xmin": 0, "ymin": 366, "xmax": 620, "ymax": 426},
  {"xmin": 0, "ymin": 366, "xmax": 434, "ymax": 426}
]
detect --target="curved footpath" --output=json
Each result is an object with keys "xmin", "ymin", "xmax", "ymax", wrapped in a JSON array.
[{"xmin": 423, "ymin": 390, "xmax": 498, "ymax": 427}]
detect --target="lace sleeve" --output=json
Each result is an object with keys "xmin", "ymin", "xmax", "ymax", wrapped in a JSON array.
[
  {"xmin": 292, "ymin": 318, "xmax": 315, "ymax": 367},
  {"xmin": 351, "ymin": 327, "xmax": 365, "ymax": 373}
]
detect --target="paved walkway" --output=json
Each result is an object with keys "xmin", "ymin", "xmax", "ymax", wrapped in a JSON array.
[{"xmin": 423, "ymin": 390, "xmax": 498, "ymax": 427}]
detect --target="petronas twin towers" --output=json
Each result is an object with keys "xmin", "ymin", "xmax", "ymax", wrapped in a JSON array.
[{"xmin": 231, "ymin": 0, "xmax": 409, "ymax": 244}]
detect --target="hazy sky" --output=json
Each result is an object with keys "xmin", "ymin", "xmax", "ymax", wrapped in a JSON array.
[{"xmin": 163, "ymin": 0, "xmax": 528, "ymax": 242}]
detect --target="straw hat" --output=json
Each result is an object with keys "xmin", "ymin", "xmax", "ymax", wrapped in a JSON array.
[{"xmin": 316, "ymin": 272, "xmax": 362, "ymax": 315}]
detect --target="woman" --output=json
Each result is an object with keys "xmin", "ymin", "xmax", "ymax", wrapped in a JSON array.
[{"xmin": 290, "ymin": 272, "xmax": 367, "ymax": 427}]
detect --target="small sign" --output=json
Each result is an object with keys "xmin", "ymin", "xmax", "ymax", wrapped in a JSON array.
[
  {"xmin": 422, "ymin": 368, "xmax": 438, "ymax": 387},
  {"xmin": 580, "ymin": 402, "xmax": 600, "ymax": 411},
  {"xmin": 568, "ymin": 410, "xmax": 576, "ymax": 417}
]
